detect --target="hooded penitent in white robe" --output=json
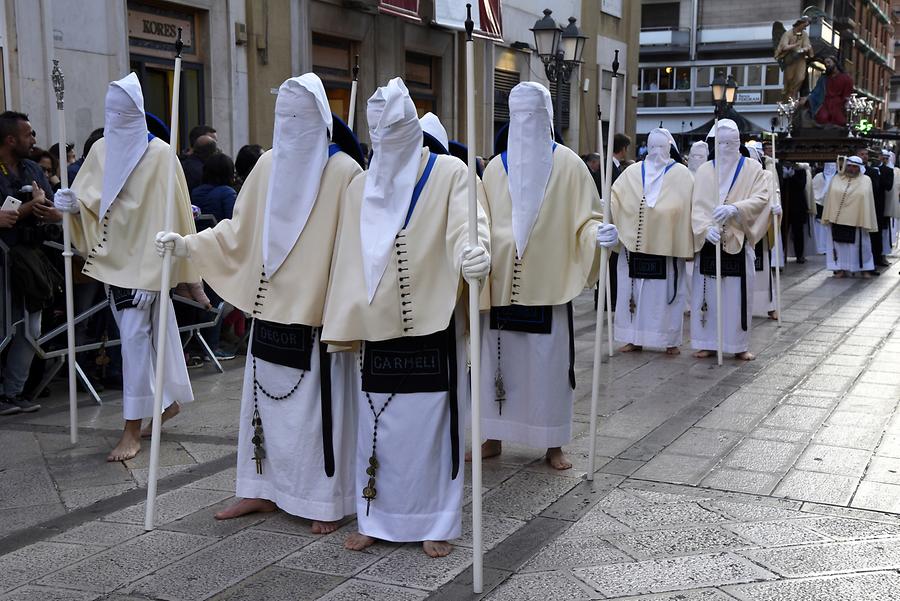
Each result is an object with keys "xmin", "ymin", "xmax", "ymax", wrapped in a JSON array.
[
  {"xmin": 321, "ymin": 78, "xmax": 488, "ymax": 543},
  {"xmin": 822, "ymin": 160, "xmax": 878, "ymax": 272},
  {"xmin": 610, "ymin": 128, "xmax": 693, "ymax": 348},
  {"xmin": 690, "ymin": 120, "xmax": 770, "ymax": 354},
  {"xmin": 69, "ymin": 73, "xmax": 196, "ymax": 420},
  {"xmin": 811, "ymin": 163, "xmax": 837, "ymax": 255},
  {"xmin": 753, "ymin": 168, "xmax": 778, "ymax": 316},
  {"xmin": 688, "ymin": 141, "xmax": 709, "ymax": 173},
  {"xmin": 478, "ymin": 82, "xmax": 601, "ymax": 449},
  {"xmin": 882, "ymin": 158, "xmax": 900, "ymax": 251},
  {"xmin": 183, "ymin": 74, "xmax": 363, "ymax": 521}
]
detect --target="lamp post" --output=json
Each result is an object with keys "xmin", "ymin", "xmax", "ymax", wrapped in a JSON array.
[{"xmin": 531, "ymin": 9, "xmax": 586, "ymax": 137}]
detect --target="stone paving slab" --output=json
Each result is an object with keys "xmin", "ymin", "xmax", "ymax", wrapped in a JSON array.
[{"xmin": 725, "ymin": 571, "xmax": 900, "ymax": 601}]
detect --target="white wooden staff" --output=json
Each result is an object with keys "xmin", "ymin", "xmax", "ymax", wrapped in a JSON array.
[
  {"xmin": 145, "ymin": 29, "xmax": 184, "ymax": 531},
  {"xmin": 588, "ymin": 50, "xmax": 619, "ymax": 480},
  {"xmin": 714, "ymin": 117, "xmax": 723, "ymax": 366},
  {"xmin": 51, "ymin": 61, "xmax": 78, "ymax": 444},
  {"xmin": 464, "ymin": 5, "xmax": 484, "ymax": 593},
  {"xmin": 594, "ymin": 107, "xmax": 614, "ymax": 358},
  {"xmin": 770, "ymin": 131, "xmax": 782, "ymax": 327},
  {"xmin": 348, "ymin": 54, "xmax": 360, "ymax": 131}
]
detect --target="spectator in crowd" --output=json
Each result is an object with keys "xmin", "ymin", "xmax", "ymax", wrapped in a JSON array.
[
  {"xmin": 190, "ymin": 152, "xmax": 237, "ymax": 361},
  {"xmin": 185, "ymin": 125, "xmax": 217, "ymax": 155},
  {"xmin": 0, "ymin": 111, "xmax": 61, "ymax": 415},
  {"xmin": 68, "ymin": 128, "xmax": 104, "ymax": 183},
  {"xmin": 582, "ymin": 152, "xmax": 603, "ymax": 198},
  {"xmin": 48, "ymin": 142, "xmax": 76, "ymax": 166},
  {"xmin": 31, "ymin": 148, "xmax": 61, "ymax": 191},
  {"xmin": 612, "ymin": 133, "xmax": 632, "ymax": 183},
  {"xmin": 191, "ymin": 153, "xmax": 237, "ymax": 223},
  {"xmin": 181, "ymin": 134, "xmax": 218, "ymax": 193},
  {"xmin": 234, "ymin": 143, "xmax": 263, "ymax": 191}
]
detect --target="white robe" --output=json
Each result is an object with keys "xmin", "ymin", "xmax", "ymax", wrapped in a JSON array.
[
  {"xmin": 690, "ymin": 245, "xmax": 756, "ymax": 354},
  {"xmin": 881, "ymin": 219, "xmax": 897, "ymax": 254},
  {"xmin": 109, "ymin": 293, "xmax": 193, "ymax": 421},
  {"xmin": 754, "ymin": 238, "xmax": 776, "ymax": 315},
  {"xmin": 236, "ymin": 328, "xmax": 357, "ymax": 522},
  {"xmin": 614, "ymin": 256, "xmax": 688, "ymax": 348},
  {"xmin": 479, "ymin": 304, "xmax": 572, "ymax": 449},
  {"xmin": 825, "ymin": 226, "xmax": 874, "ymax": 272},
  {"xmin": 353, "ymin": 307, "xmax": 467, "ymax": 543}
]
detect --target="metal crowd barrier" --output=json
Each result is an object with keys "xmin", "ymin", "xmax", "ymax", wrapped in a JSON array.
[{"xmin": 5, "ymin": 240, "xmax": 224, "ymax": 405}]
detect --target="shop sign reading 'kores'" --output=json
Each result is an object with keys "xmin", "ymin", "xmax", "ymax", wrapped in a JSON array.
[{"xmin": 128, "ymin": 9, "xmax": 194, "ymax": 46}]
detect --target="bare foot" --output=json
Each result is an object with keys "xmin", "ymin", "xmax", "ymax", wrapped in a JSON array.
[
  {"xmin": 423, "ymin": 540, "xmax": 453, "ymax": 558},
  {"xmin": 466, "ymin": 439, "xmax": 502, "ymax": 462},
  {"xmin": 833, "ymin": 271, "xmax": 846, "ymax": 279},
  {"xmin": 861, "ymin": 272, "xmax": 873, "ymax": 279},
  {"xmin": 311, "ymin": 520, "xmax": 341, "ymax": 534},
  {"xmin": 767, "ymin": 310, "xmax": 778, "ymax": 321},
  {"xmin": 546, "ymin": 447, "xmax": 572, "ymax": 470},
  {"xmin": 344, "ymin": 532, "xmax": 377, "ymax": 551},
  {"xmin": 665, "ymin": 347, "xmax": 681, "ymax": 356},
  {"xmin": 141, "ymin": 401, "xmax": 182, "ymax": 438},
  {"xmin": 692, "ymin": 349, "xmax": 715, "ymax": 359},
  {"xmin": 619, "ymin": 343, "xmax": 643, "ymax": 353},
  {"xmin": 734, "ymin": 351, "xmax": 756, "ymax": 361},
  {"xmin": 214, "ymin": 498, "xmax": 277, "ymax": 520},
  {"xmin": 107, "ymin": 421, "xmax": 141, "ymax": 462}
]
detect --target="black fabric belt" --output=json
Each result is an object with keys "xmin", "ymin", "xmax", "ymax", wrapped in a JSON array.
[
  {"xmin": 362, "ymin": 321, "xmax": 460, "ymax": 480},
  {"xmin": 699, "ymin": 241, "xmax": 748, "ymax": 331},
  {"xmin": 626, "ymin": 250, "xmax": 679, "ymax": 305},
  {"xmin": 490, "ymin": 304, "xmax": 553, "ymax": 334}
]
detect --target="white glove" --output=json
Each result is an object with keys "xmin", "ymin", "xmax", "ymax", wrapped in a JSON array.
[
  {"xmin": 132, "ymin": 289, "xmax": 158, "ymax": 311},
  {"xmin": 706, "ymin": 226, "xmax": 721, "ymax": 245},
  {"xmin": 155, "ymin": 231, "xmax": 190, "ymax": 258},
  {"xmin": 596, "ymin": 223, "xmax": 619, "ymax": 248},
  {"xmin": 461, "ymin": 246, "xmax": 491, "ymax": 283},
  {"xmin": 53, "ymin": 188, "xmax": 80, "ymax": 214},
  {"xmin": 771, "ymin": 204, "xmax": 783, "ymax": 216},
  {"xmin": 712, "ymin": 204, "xmax": 738, "ymax": 224}
]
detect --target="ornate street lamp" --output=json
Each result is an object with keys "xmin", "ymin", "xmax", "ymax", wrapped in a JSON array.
[
  {"xmin": 531, "ymin": 9, "xmax": 586, "ymax": 136},
  {"xmin": 711, "ymin": 73, "xmax": 737, "ymax": 118}
]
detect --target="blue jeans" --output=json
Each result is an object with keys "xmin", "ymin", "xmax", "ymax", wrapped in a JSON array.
[{"xmin": 2, "ymin": 307, "xmax": 41, "ymax": 398}]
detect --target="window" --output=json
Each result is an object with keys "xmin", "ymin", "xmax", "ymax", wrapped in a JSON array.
[
  {"xmin": 312, "ymin": 34, "xmax": 357, "ymax": 122},
  {"xmin": 494, "ymin": 68, "xmax": 519, "ymax": 123},
  {"xmin": 641, "ymin": 2, "xmax": 680, "ymax": 29},
  {"xmin": 405, "ymin": 52, "xmax": 439, "ymax": 116}
]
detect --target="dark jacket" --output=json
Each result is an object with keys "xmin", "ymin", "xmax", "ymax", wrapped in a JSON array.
[
  {"xmin": 181, "ymin": 155, "xmax": 205, "ymax": 193},
  {"xmin": 0, "ymin": 158, "xmax": 54, "ymax": 247},
  {"xmin": 191, "ymin": 184, "xmax": 237, "ymax": 223}
]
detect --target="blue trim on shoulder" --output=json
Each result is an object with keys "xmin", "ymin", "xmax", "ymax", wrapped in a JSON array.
[
  {"xmin": 712, "ymin": 156, "xmax": 746, "ymax": 198},
  {"xmin": 501, "ymin": 142, "xmax": 558, "ymax": 174},
  {"xmin": 640, "ymin": 160, "xmax": 677, "ymax": 189},
  {"xmin": 328, "ymin": 143, "xmax": 340, "ymax": 157},
  {"xmin": 404, "ymin": 153, "xmax": 438, "ymax": 228}
]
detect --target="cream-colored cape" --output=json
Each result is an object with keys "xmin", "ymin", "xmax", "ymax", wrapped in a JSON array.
[
  {"xmin": 482, "ymin": 145, "xmax": 601, "ymax": 307},
  {"xmin": 822, "ymin": 173, "xmax": 878, "ymax": 232},
  {"xmin": 610, "ymin": 161, "xmax": 694, "ymax": 258},
  {"xmin": 692, "ymin": 158, "xmax": 771, "ymax": 254},
  {"xmin": 886, "ymin": 167, "xmax": 900, "ymax": 219},
  {"xmin": 70, "ymin": 138, "xmax": 198, "ymax": 291},
  {"xmin": 321, "ymin": 148, "xmax": 489, "ymax": 344},
  {"xmin": 184, "ymin": 149, "xmax": 362, "ymax": 325}
]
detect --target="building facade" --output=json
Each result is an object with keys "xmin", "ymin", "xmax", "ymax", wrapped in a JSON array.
[
  {"xmin": 0, "ymin": 0, "xmax": 638, "ymax": 160},
  {"xmin": 638, "ymin": 0, "xmax": 893, "ymax": 142}
]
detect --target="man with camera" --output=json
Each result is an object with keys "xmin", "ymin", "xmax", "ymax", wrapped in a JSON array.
[{"xmin": 0, "ymin": 110, "xmax": 62, "ymax": 415}]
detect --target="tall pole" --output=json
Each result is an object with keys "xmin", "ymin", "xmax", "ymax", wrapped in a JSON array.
[
  {"xmin": 145, "ymin": 29, "xmax": 184, "ymax": 531},
  {"xmin": 770, "ymin": 131, "xmax": 782, "ymax": 327},
  {"xmin": 348, "ymin": 54, "xmax": 360, "ymax": 131},
  {"xmin": 52, "ymin": 61, "xmax": 78, "ymax": 445},
  {"xmin": 588, "ymin": 50, "xmax": 619, "ymax": 481},
  {"xmin": 714, "ymin": 111, "xmax": 723, "ymax": 366},
  {"xmin": 464, "ymin": 5, "xmax": 483, "ymax": 594},
  {"xmin": 552, "ymin": 53, "xmax": 563, "ymax": 141},
  {"xmin": 594, "ymin": 107, "xmax": 615, "ymax": 358}
]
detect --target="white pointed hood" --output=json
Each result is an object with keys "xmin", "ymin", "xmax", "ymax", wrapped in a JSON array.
[
  {"xmin": 101, "ymin": 73, "xmax": 149, "ymax": 218},
  {"xmin": 420, "ymin": 112, "xmax": 449, "ymax": 153},
  {"xmin": 507, "ymin": 81, "xmax": 554, "ymax": 258},
  {"xmin": 643, "ymin": 128, "xmax": 672, "ymax": 208},
  {"xmin": 688, "ymin": 141, "xmax": 708, "ymax": 172},
  {"xmin": 360, "ymin": 77, "xmax": 423, "ymax": 303},
  {"xmin": 823, "ymin": 162, "xmax": 837, "ymax": 187},
  {"xmin": 262, "ymin": 73, "xmax": 332, "ymax": 276},
  {"xmin": 714, "ymin": 119, "xmax": 741, "ymax": 203}
]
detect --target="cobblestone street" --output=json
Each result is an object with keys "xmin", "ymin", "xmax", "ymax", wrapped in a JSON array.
[{"xmin": 4, "ymin": 254, "xmax": 900, "ymax": 600}]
